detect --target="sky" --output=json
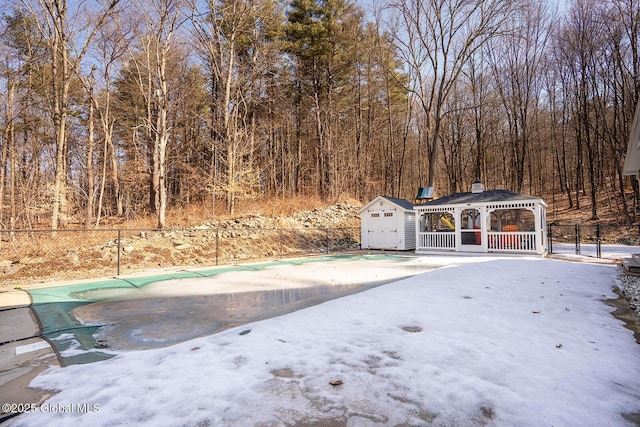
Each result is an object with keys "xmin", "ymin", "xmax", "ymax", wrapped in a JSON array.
[{"xmin": 7, "ymin": 255, "xmax": 640, "ymax": 426}]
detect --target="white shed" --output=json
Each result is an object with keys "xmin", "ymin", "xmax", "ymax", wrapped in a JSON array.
[{"xmin": 358, "ymin": 196, "xmax": 416, "ymax": 250}]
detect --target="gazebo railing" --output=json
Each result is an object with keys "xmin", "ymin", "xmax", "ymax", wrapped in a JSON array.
[
  {"xmin": 418, "ymin": 231, "xmax": 455, "ymax": 250},
  {"xmin": 488, "ymin": 231, "xmax": 537, "ymax": 252},
  {"xmin": 417, "ymin": 230, "xmax": 539, "ymax": 253}
]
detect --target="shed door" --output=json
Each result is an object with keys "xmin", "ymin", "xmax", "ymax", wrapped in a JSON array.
[
  {"xmin": 382, "ymin": 211, "xmax": 397, "ymax": 248},
  {"xmin": 368, "ymin": 212, "xmax": 383, "ymax": 248},
  {"xmin": 367, "ymin": 210, "xmax": 397, "ymax": 249}
]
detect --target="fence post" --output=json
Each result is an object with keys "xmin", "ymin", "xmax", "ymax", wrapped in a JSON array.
[
  {"xmin": 596, "ymin": 223, "xmax": 601, "ymax": 258},
  {"xmin": 575, "ymin": 224, "xmax": 581, "ymax": 255},
  {"xmin": 215, "ymin": 228, "xmax": 219, "ymax": 266},
  {"xmin": 547, "ymin": 223, "xmax": 553, "ymax": 254},
  {"xmin": 325, "ymin": 227, "xmax": 330, "ymax": 254},
  {"xmin": 117, "ymin": 229, "xmax": 121, "ymax": 276}
]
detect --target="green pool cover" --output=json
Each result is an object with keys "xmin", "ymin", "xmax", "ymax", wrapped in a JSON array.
[{"xmin": 28, "ymin": 255, "xmax": 394, "ymax": 365}]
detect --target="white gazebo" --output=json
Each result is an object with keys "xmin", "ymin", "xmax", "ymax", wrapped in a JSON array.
[{"xmin": 414, "ymin": 188, "xmax": 547, "ymax": 255}]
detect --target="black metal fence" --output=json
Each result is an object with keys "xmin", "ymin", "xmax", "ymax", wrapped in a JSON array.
[
  {"xmin": 547, "ymin": 223, "xmax": 640, "ymax": 259},
  {"xmin": 5, "ymin": 222, "xmax": 637, "ymax": 284},
  {"xmin": 0, "ymin": 226, "xmax": 361, "ymax": 284}
]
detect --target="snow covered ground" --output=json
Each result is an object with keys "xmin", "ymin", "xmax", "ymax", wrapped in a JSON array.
[
  {"xmin": 8, "ymin": 256, "xmax": 640, "ymax": 426},
  {"xmin": 551, "ymin": 242, "xmax": 639, "ymax": 260}
]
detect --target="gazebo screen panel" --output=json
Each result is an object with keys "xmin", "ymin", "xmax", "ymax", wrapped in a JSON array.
[
  {"xmin": 489, "ymin": 208, "xmax": 535, "ymax": 232},
  {"xmin": 420, "ymin": 211, "xmax": 456, "ymax": 232}
]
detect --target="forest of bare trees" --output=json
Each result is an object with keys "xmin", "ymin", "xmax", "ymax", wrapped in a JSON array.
[{"xmin": 0, "ymin": 0, "xmax": 638, "ymax": 229}]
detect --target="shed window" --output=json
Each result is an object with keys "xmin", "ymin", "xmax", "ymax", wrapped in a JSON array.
[
  {"xmin": 384, "ymin": 212, "xmax": 393, "ymax": 217},
  {"xmin": 371, "ymin": 213, "xmax": 380, "ymax": 218}
]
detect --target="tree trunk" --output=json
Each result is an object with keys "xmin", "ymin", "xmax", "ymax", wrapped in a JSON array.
[
  {"xmin": 85, "ymin": 89, "xmax": 95, "ymax": 228},
  {"xmin": 51, "ymin": 5, "xmax": 69, "ymax": 231}
]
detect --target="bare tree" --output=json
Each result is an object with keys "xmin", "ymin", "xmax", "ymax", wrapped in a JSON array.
[
  {"xmin": 388, "ymin": 0, "xmax": 514, "ymax": 190},
  {"xmin": 556, "ymin": 0, "xmax": 608, "ymax": 219},
  {"xmin": 463, "ymin": 47, "xmax": 498, "ymax": 187},
  {"xmin": 0, "ymin": 8, "xmax": 50, "ymax": 229},
  {"xmin": 91, "ymin": 14, "xmax": 133, "ymax": 225},
  {"xmin": 84, "ymin": 66, "xmax": 96, "ymax": 228},
  {"xmin": 191, "ymin": 0, "xmax": 283, "ymax": 215},
  {"xmin": 488, "ymin": 0, "xmax": 551, "ymax": 192},
  {"xmin": 22, "ymin": 0, "xmax": 121, "ymax": 230},
  {"xmin": 286, "ymin": 0, "xmax": 364, "ymax": 200},
  {"xmin": 127, "ymin": 0, "xmax": 186, "ymax": 228}
]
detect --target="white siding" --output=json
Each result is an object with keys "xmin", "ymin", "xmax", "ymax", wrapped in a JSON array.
[{"xmin": 398, "ymin": 212, "xmax": 416, "ymax": 250}]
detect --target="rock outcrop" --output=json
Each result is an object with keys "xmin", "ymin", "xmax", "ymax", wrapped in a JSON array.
[{"xmin": 1, "ymin": 203, "xmax": 362, "ymax": 286}]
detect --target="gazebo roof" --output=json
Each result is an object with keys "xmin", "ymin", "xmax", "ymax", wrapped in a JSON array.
[{"xmin": 416, "ymin": 190, "xmax": 542, "ymax": 207}]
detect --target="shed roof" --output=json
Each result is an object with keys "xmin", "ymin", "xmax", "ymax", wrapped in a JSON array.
[
  {"xmin": 357, "ymin": 195, "xmax": 415, "ymax": 214},
  {"xmin": 416, "ymin": 189, "xmax": 542, "ymax": 207},
  {"xmin": 381, "ymin": 196, "xmax": 415, "ymax": 210}
]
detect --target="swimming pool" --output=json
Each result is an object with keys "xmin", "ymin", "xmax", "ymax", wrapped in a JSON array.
[{"xmin": 27, "ymin": 255, "xmax": 443, "ymax": 365}]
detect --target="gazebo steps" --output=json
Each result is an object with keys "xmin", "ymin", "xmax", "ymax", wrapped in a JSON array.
[{"xmin": 622, "ymin": 255, "xmax": 640, "ymax": 274}]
